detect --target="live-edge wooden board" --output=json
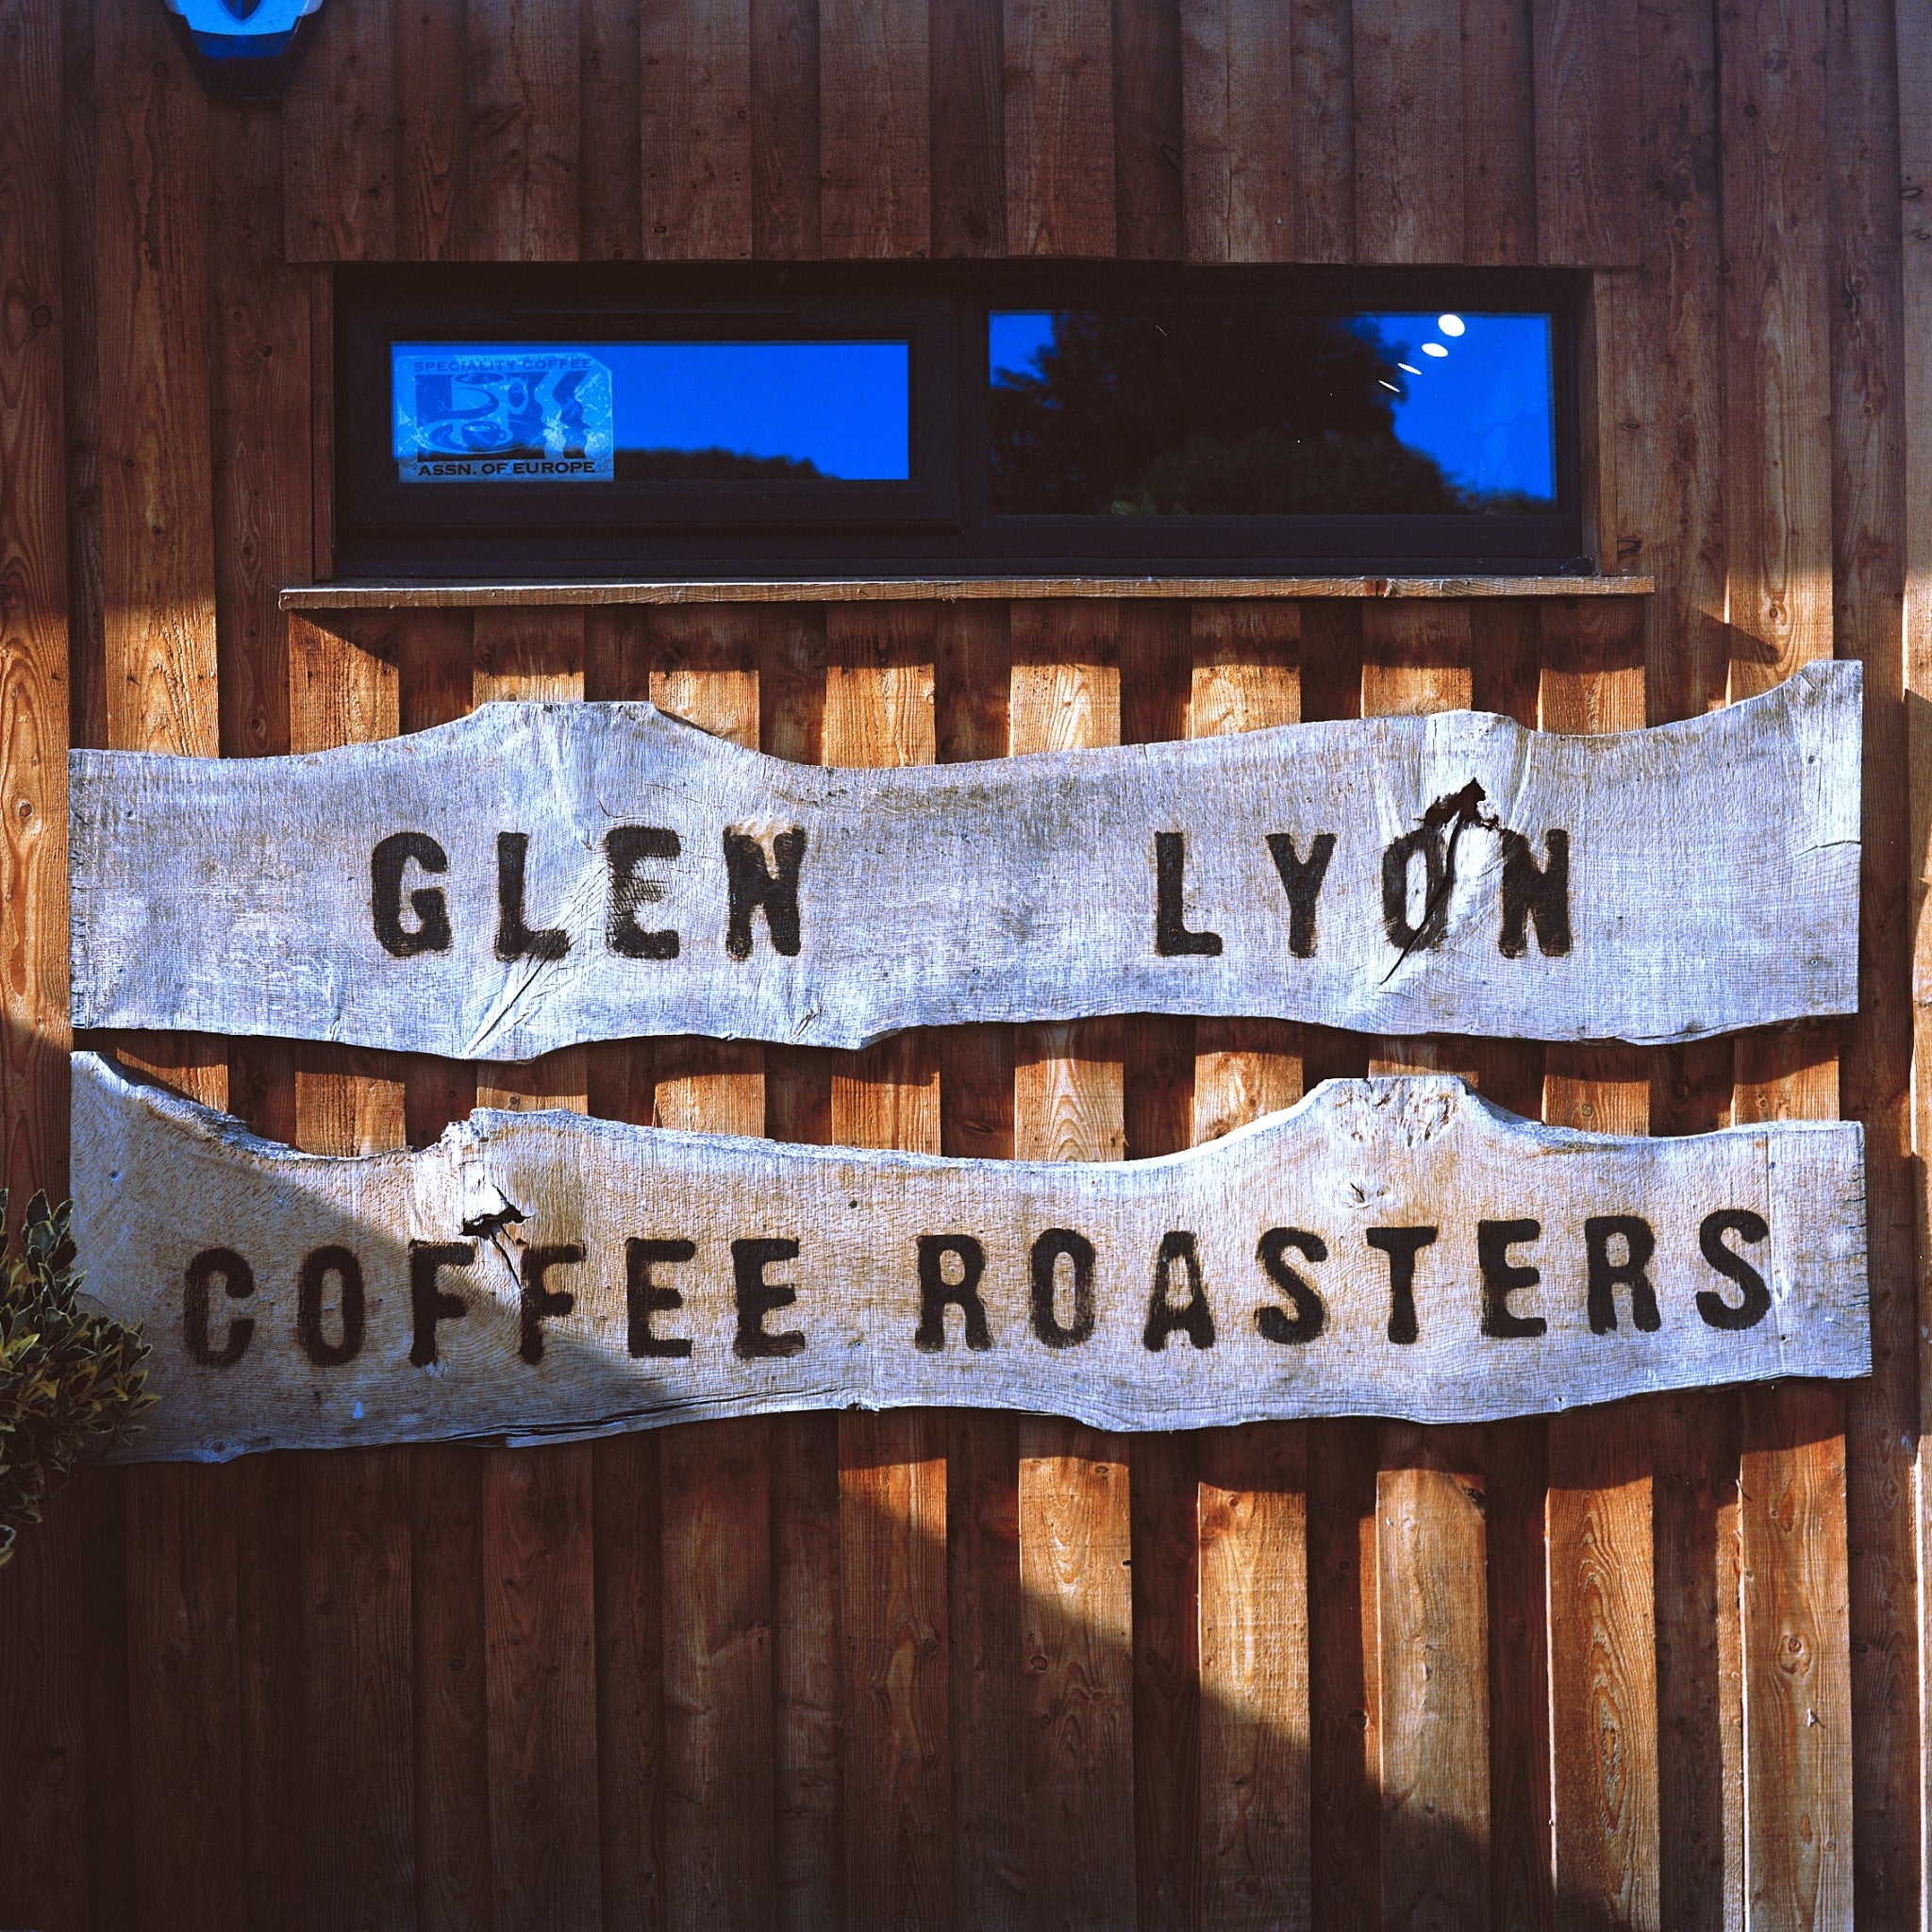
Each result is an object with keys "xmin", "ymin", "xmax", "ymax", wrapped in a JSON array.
[
  {"xmin": 71, "ymin": 1051, "xmax": 1868, "ymax": 1459},
  {"xmin": 69, "ymin": 660, "xmax": 1860, "ymax": 1055}
]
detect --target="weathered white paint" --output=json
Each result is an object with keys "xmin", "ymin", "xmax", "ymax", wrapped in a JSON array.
[
  {"xmin": 72, "ymin": 1051, "xmax": 1869, "ymax": 1459},
  {"xmin": 69, "ymin": 661, "xmax": 1860, "ymax": 1056}
]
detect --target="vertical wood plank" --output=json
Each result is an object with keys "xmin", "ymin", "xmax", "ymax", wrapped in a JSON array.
[
  {"xmin": 1197, "ymin": 1426, "xmax": 1309, "ymax": 1931},
  {"xmin": 1184, "ymin": 599, "xmax": 1310, "ymax": 1927},
  {"xmin": 469, "ymin": 610, "xmax": 602, "ymax": 1932},
  {"xmin": 282, "ymin": 0, "xmax": 396, "ymax": 262},
  {"xmin": 638, "ymin": 606, "xmax": 780, "ymax": 1932},
  {"xmin": 396, "ymin": 0, "xmax": 469, "ymax": 260},
  {"xmin": 1735, "ymin": 1041, "xmax": 1853, "ymax": 1932},
  {"xmin": 751, "ymin": 0, "xmax": 822, "ymax": 258},
  {"xmin": 1004, "ymin": 0, "xmax": 1116, "ymax": 254},
  {"xmin": 1826, "ymin": 1, "xmax": 1919, "ymax": 1920},
  {"xmin": 642, "ymin": 0, "xmax": 754, "ymax": 258},
  {"xmin": 93, "ymin": 12, "xmax": 236, "ymax": 1925},
  {"xmin": 581, "ymin": 0, "xmax": 644, "ymax": 258},
  {"xmin": 1719, "ymin": 2, "xmax": 1852, "ymax": 1921},
  {"xmin": 931, "ymin": 602, "xmax": 1023, "ymax": 1930},
  {"xmin": 1463, "ymin": 0, "xmax": 1537, "ymax": 265},
  {"xmin": 822, "ymin": 603, "xmax": 952, "ymax": 1929},
  {"xmin": 931, "ymin": 0, "xmax": 1007, "ymax": 254},
  {"xmin": 1181, "ymin": 0, "xmax": 1295, "ymax": 264},
  {"xmin": 1009, "ymin": 602, "xmax": 1133, "ymax": 1930},
  {"xmin": 0, "ymin": 20, "xmax": 79, "ymax": 1904},
  {"xmin": 1111, "ymin": 0, "xmax": 1183, "ymax": 258},
  {"xmin": 1900, "ymin": 3, "xmax": 1932, "ymax": 1915},
  {"xmin": 1361, "ymin": 604, "xmax": 1489, "ymax": 1927},
  {"xmin": 1719, "ymin": 0, "xmax": 1834, "ymax": 692},
  {"xmin": 822, "ymin": 0, "xmax": 930, "ymax": 256},
  {"xmin": 1532, "ymin": 0, "xmax": 1641, "ymax": 264},
  {"xmin": 286, "ymin": 615, "xmax": 415, "ymax": 1932},
  {"xmin": 1352, "ymin": 0, "xmax": 1463, "ymax": 262},
  {"xmin": 1289, "ymin": 0, "xmax": 1354, "ymax": 263},
  {"xmin": 466, "ymin": 0, "xmax": 580, "ymax": 260}
]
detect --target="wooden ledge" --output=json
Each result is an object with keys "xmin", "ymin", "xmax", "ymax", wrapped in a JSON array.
[{"xmin": 282, "ymin": 573, "xmax": 1652, "ymax": 612}]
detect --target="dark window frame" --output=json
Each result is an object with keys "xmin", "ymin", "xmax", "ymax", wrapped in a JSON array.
[{"xmin": 336, "ymin": 261, "xmax": 1589, "ymax": 579}]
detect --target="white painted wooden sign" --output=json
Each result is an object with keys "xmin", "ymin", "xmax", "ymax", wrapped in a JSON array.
[
  {"xmin": 68, "ymin": 660, "xmax": 1860, "ymax": 1056},
  {"xmin": 72, "ymin": 1052, "xmax": 1869, "ymax": 1459}
]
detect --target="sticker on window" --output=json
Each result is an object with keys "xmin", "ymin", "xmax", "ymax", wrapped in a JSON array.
[{"xmin": 393, "ymin": 347, "xmax": 615, "ymax": 481}]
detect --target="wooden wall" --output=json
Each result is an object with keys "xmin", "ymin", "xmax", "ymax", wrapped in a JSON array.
[{"xmin": 0, "ymin": 0, "xmax": 1921, "ymax": 1927}]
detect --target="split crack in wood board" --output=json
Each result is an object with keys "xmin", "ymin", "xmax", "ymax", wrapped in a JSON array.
[
  {"xmin": 68, "ymin": 660, "xmax": 1862, "ymax": 1056},
  {"xmin": 71, "ymin": 1048, "xmax": 1868, "ymax": 1457}
]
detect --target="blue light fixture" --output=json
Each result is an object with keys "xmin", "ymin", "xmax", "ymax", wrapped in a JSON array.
[{"xmin": 161, "ymin": 0, "xmax": 328, "ymax": 98}]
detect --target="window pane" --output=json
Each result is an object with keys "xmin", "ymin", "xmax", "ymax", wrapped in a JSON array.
[
  {"xmin": 989, "ymin": 309, "xmax": 1556, "ymax": 515},
  {"xmin": 392, "ymin": 340, "xmax": 912, "ymax": 483}
]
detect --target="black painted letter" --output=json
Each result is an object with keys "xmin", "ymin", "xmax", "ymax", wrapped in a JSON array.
[
  {"xmin": 297, "ymin": 1245, "xmax": 365, "ymax": 1367},
  {"xmin": 372, "ymin": 832, "xmax": 451, "ymax": 958},
  {"xmin": 1381, "ymin": 828, "xmax": 1449, "ymax": 954},
  {"xmin": 724, "ymin": 827, "xmax": 807, "ymax": 959},
  {"xmin": 1029, "ymin": 1229, "xmax": 1097, "ymax": 1348},
  {"xmin": 1143, "ymin": 1230, "xmax": 1214, "ymax": 1351},
  {"xmin": 733, "ymin": 1237, "xmax": 807, "ymax": 1358},
  {"xmin": 1366, "ymin": 1225, "xmax": 1437, "ymax": 1344},
  {"xmin": 1585, "ymin": 1215, "xmax": 1659, "ymax": 1334},
  {"xmin": 409, "ymin": 1241, "xmax": 474, "ymax": 1366},
  {"xmin": 1478, "ymin": 1219, "xmax": 1547, "ymax": 1339},
  {"xmin": 1696, "ymin": 1209, "xmax": 1772, "ymax": 1331},
  {"xmin": 1265, "ymin": 832, "xmax": 1338, "ymax": 958},
  {"xmin": 495, "ymin": 831, "xmax": 570, "ymax": 961},
  {"xmin": 627, "ymin": 1238, "xmax": 696, "ymax": 1358},
  {"xmin": 606, "ymin": 825, "xmax": 681, "ymax": 959},
  {"xmin": 183, "ymin": 1247, "xmax": 255, "ymax": 1367},
  {"xmin": 914, "ymin": 1235, "xmax": 992, "ymax": 1351},
  {"xmin": 1155, "ymin": 834, "xmax": 1224, "ymax": 957},
  {"xmin": 1499, "ymin": 829, "xmax": 1572, "ymax": 958},
  {"xmin": 1256, "ymin": 1227, "xmax": 1327, "ymax": 1344},
  {"xmin": 519, "ymin": 1243, "xmax": 582, "ymax": 1365}
]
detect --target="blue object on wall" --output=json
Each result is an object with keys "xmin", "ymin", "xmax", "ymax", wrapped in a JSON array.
[{"xmin": 160, "ymin": 0, "xmax": 328, "ymax": 98}]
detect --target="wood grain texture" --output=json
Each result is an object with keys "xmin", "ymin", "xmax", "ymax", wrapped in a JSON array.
[
  {"xmin": 931, "ymin": 0, "xmax": 1006, "ymax": 254},
  {"xmin": 395, "ymin": 0, "xmax": 469, "ymax": 260},
  {"xmin": 282, "ymin": 0, "xmax": 395, "ymax": 261},
  {"xmin": 1533, "ymin": 0, "xmax": 1641, "ymax": 264},
  {"xmin": 750, "ymin": 0, "xmax": 822, "ymax": 257},
  {"xmin": 1825, "ymin": 1, "xmax": 1919, "ymax": 1919},
  {"xmin": 1111, "ymin": 0, "xmax": 1183, "ymax": 259},
  {"xmin": 642, "ymin": 0, "xmax": 754, "ymax": 258},
  {"xmin": 1900, "ymin": 3, "xmax": 1932, "ymax": 1915},
  {"xmin": 287, "ymin": 612, "xmax": 415, "ymax": 1932},
  {"xmin": 1718, "ymin": 0, "xmax": 1834, "ymax": 694},
  {"xmin": 1181, "ymin": 0, "xmax": 1295, "ymax": 263},
  {"xmin": 465, "ymin": 0, "xmax": 580, "ymax": 261},
  {"xmin": 821, "ymin": 0, "xmax": 930, "ymax": 256},
  {"xmin": 580, "ymin": 0, "xmax": 645, "ymax": 258},
  {"xmin": 1198, "ymin": 1424, "xmax": 1310, "ymax": 1929},
  {"xmin": 1010, "ymin": 605, "xmax": 1133, "ymax": 1928},
  {"xmin": 824, "ymin": 600, "xmax": 952, "ymax": 1928},
  {"xmin": 284, "ymin": 575, "xmax": 1655, "ymax": 613},
  {"xmin": 1004, "ymin": 0, "xmax": 1117, "ymax": 254},
  {"xmin": 1352, "ymin": 0, "xmax": 1462, "ymax": 262},
  {"xmin": 1462, "ymin": 0, "xmax": 1537, "ymax": 265},
  {"xmin": 70, "ymin": 663, "xmax": 1865, "ymax": 1054}
]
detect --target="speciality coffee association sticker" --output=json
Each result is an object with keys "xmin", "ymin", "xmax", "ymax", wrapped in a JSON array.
[
  {"xmin": 392, "ymin": 346, "xmax": 614, "ymax": 481},
  {"xmin": 72, "ymin": 1053, "xmax": 1869, "ymax": 1459}
]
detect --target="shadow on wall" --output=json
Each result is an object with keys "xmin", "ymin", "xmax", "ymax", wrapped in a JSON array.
[{"xmin": 0, "ymin": 1058, "xmax": 1774, "ymax": 1931}]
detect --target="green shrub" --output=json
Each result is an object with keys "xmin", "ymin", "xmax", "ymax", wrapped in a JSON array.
[{"xmin": 0, "ymin": 1191, "xmax": 155, "ymax": 1567}]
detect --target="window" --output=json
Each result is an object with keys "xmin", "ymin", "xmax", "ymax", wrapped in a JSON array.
[{"xmin": 339, "ymin": 265, "xmax": 1585, "ymax": 577}]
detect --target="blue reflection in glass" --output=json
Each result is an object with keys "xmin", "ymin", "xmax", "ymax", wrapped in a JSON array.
[
  {"xmin": 392, "ymin": 340, "xmax": 911, "ymax": 482},
  {"xmin": 989, "ymin": 308, "xmax": 1556, "ymax": 513},
  {"xmin": 1352, "ymin": 313, "xmax": 1554, "ymax": 503}
]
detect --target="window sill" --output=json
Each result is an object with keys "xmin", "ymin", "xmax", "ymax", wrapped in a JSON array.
[{"xmin": 282, "ymin": 573, "xmax": 1652, "ymax": 612}]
